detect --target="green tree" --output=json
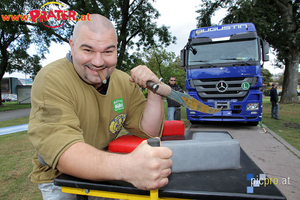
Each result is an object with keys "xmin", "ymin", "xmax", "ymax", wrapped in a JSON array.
[
  {"xmin": 0, "ymin": 0, "xmax": 176, "ymax": 106},
  {"xmin": 277, "ymin": 73, "xmax": 284, "ymax": 86},
  {"xmin": 167, "ymin": 56, "xmax": 186, "ymax": 90},
  {"xmin": 133, "ymin": 47, "xmax": 185, "ymax": 89},
  {"xmin": 1, "ymin": 0, "xmax": 41, "ymax": 106},
  {"xmin": 197, "ymin": 0, "xmax": 300, "ymax": 103},
  {"xmin": 59, "ymin": 0, "xmax": 176, "ymax": 72},
  {"xmin": 0, "ymin": 0, "xmax": 76, "ymax": 106},
  {"xmin": 261, "ymin": 68, "xmax": 273, "ymax": 85},
  {"xmin": 22, "ymin": 55, "xmax": 42, "ymax": 80}
]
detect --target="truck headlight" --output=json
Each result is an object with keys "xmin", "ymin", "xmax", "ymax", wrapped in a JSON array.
[{"xmin": 246, "ymin": 103, "xmax": 259, "ymax": 110}]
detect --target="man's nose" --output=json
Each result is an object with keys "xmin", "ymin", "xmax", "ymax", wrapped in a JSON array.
[{"xmin": 91, "ymin": 53, "xmax": 105, "ymax": 67}]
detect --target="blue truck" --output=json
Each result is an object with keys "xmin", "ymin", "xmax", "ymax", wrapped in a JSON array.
[{"xmin": 180, "ymin": 23, "xmax": 269, "ymax": 125}]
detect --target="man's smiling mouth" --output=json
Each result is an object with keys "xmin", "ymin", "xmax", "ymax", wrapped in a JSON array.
[{"xmin": 85, "ymin": 64, "xmax": 107, "ymax": 71}]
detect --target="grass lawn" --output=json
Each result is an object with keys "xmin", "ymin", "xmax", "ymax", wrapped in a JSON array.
[
  {"xmin": 0, "ymin": 117, "xmax": 29, "ymax": 128},
  {"xmin": 262, "ymin": 96, "xmax": 300, "ymax": 151},
  {"xmin": 0, "ymin": 131, "xmax": 42, "ymax": 200},
  {"xmin": 0, "ymin": 102, "xmax": 31, "ymax": 111}
]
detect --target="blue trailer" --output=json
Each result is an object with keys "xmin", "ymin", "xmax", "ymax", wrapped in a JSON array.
[{"xmin": 180, "ymin": 23, "xmax": 269, "ymax": 126}]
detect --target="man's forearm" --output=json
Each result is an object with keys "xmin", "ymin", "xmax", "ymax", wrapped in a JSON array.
[
  {"xmin": 57, "ymin": 142, "xmax": 126, "ymax": 181},
  {"xmin": 57, "ymin": 140, "xmax": 173, "ymax": 191},
  {"xmin": 141, "ymin": 90, "xmax": 164, "ymax": 137}
]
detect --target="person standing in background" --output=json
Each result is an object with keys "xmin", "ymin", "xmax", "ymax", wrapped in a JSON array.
[
  {"xmin": 167, "ymin": 76, "xmax": 183, "ymax": 120},
  {"xmin": 270, "ymin": 83, "xmax": 280, "ymax": 120}
]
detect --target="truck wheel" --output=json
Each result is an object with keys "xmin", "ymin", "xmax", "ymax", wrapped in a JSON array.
[
  {"xmin": 247, "ymin": 121, "xmax": 258, "ymax": 126},
  {"xmin": 190, "ymin": 120, "xmax": 201, "ymax": 124}
]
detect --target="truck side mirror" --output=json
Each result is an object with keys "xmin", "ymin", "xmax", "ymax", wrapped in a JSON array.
[
  {"xmin": 180, "ymin": 49, "xmax": 186, "ymax": 67},
  {"xmin": 263, "ymin": 54, "xmax": 269, "ymax": 61},
  {"xmin": 262, "ymin": 40, "xmax": 269, "ymax": 62}
]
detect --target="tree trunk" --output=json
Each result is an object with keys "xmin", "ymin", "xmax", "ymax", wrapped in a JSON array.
[
  {"xmin": 0, "ymin": 81, "xmax": 3, "ymax": 107},
  {"xmin": 280, "ymin": 48, "xmax": 300, "ymax": 103},
  {"xmin": 117, "ymin": 0, "xmax": 129, "ymax": 70},
  {"xmin": 274, "ymin": 0, "xmax": 300, "ymax": 103},
  {"xmin": 0, "ymin": 47, "xmax": 9, "ymax": 107}
]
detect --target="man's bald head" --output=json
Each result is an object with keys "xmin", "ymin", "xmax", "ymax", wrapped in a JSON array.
[
  {"xmin": 69, "ymin": 14, "xmax": 118, "ymax": 88},
  {"xmin": 72, "ymin": 14, "xmax": 117, "ymax": 43}
]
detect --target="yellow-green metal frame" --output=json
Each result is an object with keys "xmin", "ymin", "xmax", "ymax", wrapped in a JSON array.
[{"xmin": 62, "ymin": 187, "xmax": 189, "ymax": 200}]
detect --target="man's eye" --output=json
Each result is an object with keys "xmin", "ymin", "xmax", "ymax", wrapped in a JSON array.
[{"xmin": 85, "ymin": 49, "xmax": 92, "ymax": 52}]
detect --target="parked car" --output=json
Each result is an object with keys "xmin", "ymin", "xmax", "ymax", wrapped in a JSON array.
[{"xmin": 1, "ymin": 94, "xmax": 17, "ymax": 102}]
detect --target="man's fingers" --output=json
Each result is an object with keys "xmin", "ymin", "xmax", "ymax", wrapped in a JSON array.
[
  {"xmin": 129, "ymin": 77, "xmax": 134, "ymax": 82},
  {"xmin": 159, "ymin": 177, "xmax": 169, "ymax": 187},
  {"xmin": 158, "ymin": 146, "xmax": 173, "ymax": 159},
  {"xmin": 130, "ymin": 65, "xmax": 159, "ymax": 88},
  {"xmin": 161, "ymin": 166, "xmax": 172, "ymax": 178},
  {"xmin": 127, "ymin": 139, "xmax": 172, "ymax": 190}
]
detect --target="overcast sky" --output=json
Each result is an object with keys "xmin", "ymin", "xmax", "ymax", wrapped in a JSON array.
[{"xmin": 4, "ymin": 0, "xmax": 283, "ymax": 79}]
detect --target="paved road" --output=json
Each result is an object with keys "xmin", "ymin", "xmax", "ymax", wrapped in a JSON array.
[
  {"xmin": 0, "ymin": 108, "xmax": 31, "ymax": 122},
  {"xmin": 188, "ymin": 122, "xmax": 300, "ymax": 200}
]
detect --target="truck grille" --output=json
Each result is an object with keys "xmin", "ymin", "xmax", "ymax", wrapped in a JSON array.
[{"xmin": 192, "ymin": 77, "xmax": 254, "ymax": 101}]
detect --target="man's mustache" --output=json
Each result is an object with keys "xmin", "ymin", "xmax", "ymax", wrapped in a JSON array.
[{"xmin": 85, "ymin": 63, "xmax": 109, "ymax": 71}]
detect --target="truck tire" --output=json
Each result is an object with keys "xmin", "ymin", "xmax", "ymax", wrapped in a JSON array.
[
  {"xmin": 247, "ymin": 121, "xmax": 259, "ymax": 126},
  {"xmin": 190, "ymin": 120, "xmax": 202, "ymax": 124}
]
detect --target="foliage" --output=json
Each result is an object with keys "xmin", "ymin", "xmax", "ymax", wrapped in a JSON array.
[
  {"xmin": 263, "ymin": 89, "xmax": 271, "ymax": 97},
  {"xmin": 58, "ymin": 0, "xmax": 176, "ymax": 72},
  {"xmin": 261, "ymin": 68, "xmax": 273, "ymax": 85},
  {"xmin": 196, "ymin": 0, "xmax": 300, "ymax": 103},
  {"xmin": 1, "ymin": 0, "xmax": 176, "ymax": 107},
  {"xmin": 0, "ymin": 0, "xmax": 73, "ymax": 106},
  {"xmin": 132, "ymin": 47, "xmax": 186, "ymax": 89},
  {"xmin": 196, "ymin": 0, "xmax": 233, "ymax": 27},
  {"xmin": 142, "ymin": 88, "xmax": 148, "ymax": 99}
]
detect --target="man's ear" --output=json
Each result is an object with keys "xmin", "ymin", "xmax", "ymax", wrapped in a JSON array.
[{"xmin": 69, "ymin": 38, "xmax": 74, "ymax": 56}]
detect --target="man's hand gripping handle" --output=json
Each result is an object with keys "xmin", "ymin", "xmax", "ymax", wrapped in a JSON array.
[{"xmin": 146, "ymin": 81, "xmax": 171, "ymax": 97}]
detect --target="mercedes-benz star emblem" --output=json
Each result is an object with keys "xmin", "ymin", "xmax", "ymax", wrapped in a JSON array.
[{"xmin": 216, "ymin": 81, "xmax": 228, "ymax": 92}]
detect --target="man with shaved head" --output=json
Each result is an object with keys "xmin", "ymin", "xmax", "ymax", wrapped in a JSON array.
[{"xmin": 28, "ymin": 14, "xmax": 172, "ymax": 199}]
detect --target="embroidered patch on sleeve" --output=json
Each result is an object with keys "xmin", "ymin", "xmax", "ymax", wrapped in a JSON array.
[{"xmin": 109, "ymin": 114, "xmax": 127, "ymax": 134}]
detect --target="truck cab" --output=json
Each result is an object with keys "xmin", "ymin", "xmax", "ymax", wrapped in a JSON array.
[{"xmin": 181, "ymin": 23, "xmax": 269, "ymax": 125}]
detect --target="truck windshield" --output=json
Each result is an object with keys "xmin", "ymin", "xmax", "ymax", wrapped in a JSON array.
[{"xmin": 188, "ymin": 39, "xmax": 258, "ymax": 66}]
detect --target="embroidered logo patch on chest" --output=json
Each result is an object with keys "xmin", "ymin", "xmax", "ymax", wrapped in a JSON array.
[
  {"xmin": 112, "ymin": 98, "xmax": 125, "ymax": 113},
  {"xmin": 109, "ymin": 114, "xmax": 127, "ymax": 134}
]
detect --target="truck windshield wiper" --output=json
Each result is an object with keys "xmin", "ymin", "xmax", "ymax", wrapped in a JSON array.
[
  {"xmin": 190, "ymin": 60, "xmax": 217, "ymax": 68},
  {"xmin": 190, "ymin": 60, "xmax": 210, "ymax": 62},
  {"xmin": 220, "ymin": 58, "xmax": 238, "ymax": 60},
  {"xmin": 220, "ymin": 58, "xmax": 252, "ymax": 66}
]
